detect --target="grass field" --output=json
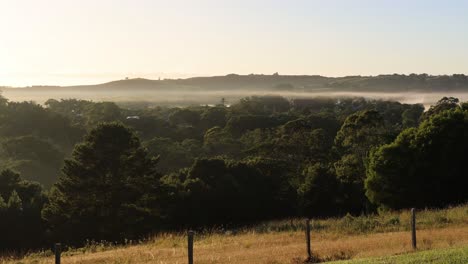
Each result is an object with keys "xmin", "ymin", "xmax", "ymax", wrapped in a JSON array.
[
  {"xmin": 2, "ymin": 205, "xmax": 467, "ymax": 264},
  {"xmin": 329, "ymin": 246, "xmax": 468, "ymax": 264}
]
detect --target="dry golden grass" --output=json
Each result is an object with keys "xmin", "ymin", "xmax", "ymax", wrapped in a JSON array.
[
  {"xmin": 3, "ymin": 225, "xmax": 467, "ymax": 264},
  {"xmin": 2, "ymin": 205, "xmax": 467, "ymax": 263}
]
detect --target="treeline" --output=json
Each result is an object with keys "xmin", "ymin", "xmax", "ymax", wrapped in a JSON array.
[
  {"xmin": 0, "ymin": 95, "xmax": 467, "ymax": 251},
  {"xmin": 326, "ymin": 74, "xmax": 468, "ymax": 92},
  {"xmin": 179, "ymin": 73, "xmax": 468, "ymax": 92}
]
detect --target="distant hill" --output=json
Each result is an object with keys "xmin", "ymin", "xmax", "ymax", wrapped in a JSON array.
[
  {"xmin": 325, "ymin": 74, "xmax": 468, "ymax": 92},
  {"xmin": 2, "ymin": 74, "xmax": 468, "ymax": 106},
  {"xmin": 3, "ymin": 73, "xmax": 468, "ymax": 93}
]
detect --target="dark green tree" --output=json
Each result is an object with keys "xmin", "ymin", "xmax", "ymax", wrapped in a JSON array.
[
  {"xmin": 366, "ymin": 108, "xmax": 468, "ymax": 209},
  {"xmin": 402, "ymin": 104, "xmax": 424, "ymax": 128},
  {"xmin": 169, "ymin": 108, "xmax": 201, "ymax": 126},
  {"xmin": 421, "ymin": 97, "xmax": 460, "ymax": 120},
  {"xmin": 162, "ymin": 158, "xmax": 295, "ymax": 227},
  {"xmin": 42, "ymin": 123, "xmax": 161, "ymax": 244},
  {"xmin": 0, "ymin": 169, "xmax": 46, "ymax": 250},
  {"xmin": 298, "ymin": 163, "xmax": 338, "ymax": 217},
  {"xmin": 203, "ymin": 126, "xmax": 242, "ymax": 156},
  {"xmin": 200, "ymin": 106, "xmax": 227, "ymax": 130},
  {"xmin": 225, "ymin": 115, "xmax": 283, "ymax": 137},
  {"xmin": 0, "ymin": 101, "xmax": 84, "ymax": 152},
  {"xmin": 144, "ymin": 137, "xmax": 203, "ymax": 174},
  {"xmin": 0, "ymin": 136, "xmax": 64, "ymax": 187},
  {"xmin": 84, "ymin": 102, "xmax": 122, "ymax": 128},
  {"xmin": 334, "ymin": 110, "xmax": 389, "ymax": 213}
]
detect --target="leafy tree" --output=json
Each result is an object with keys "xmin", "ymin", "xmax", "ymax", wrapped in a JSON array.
[
  {"xmin": 169, "ymin": 108, "xmax": 200, "ymax": 126},
  {"xmin": 240, "ymin": 128, "xmax": 275, "ymax": 154},
  {"xmin": 298, "ymin": 163, "xmax": 338, "ymax": 217},
  {"xmin": 0, "ymin": 101, "xmax": 84, "ymax": 151},
  {"xmin": 244, "ymin": 157, "xmax": 297, "ymax": 217},
  {"xmin": 335, "ymin": 110, "xmax": 387, "ymax": 155},
  {"xmin": 203, "ymin": 126, "xmax": 242, "ymax": 156},
  {"xmin": 421, "ymin": 97, "xmax": 460, "ymax": 120},
  {"xmin": 144, "ymin": 137, "xmax": 203, "ymax": 174},
  {"xmin": 291, "ymin": 97, "xmax": 337, "ymax": 114},
  {"xmin": 162, "ymin": 158, "xmax": 295, "ymax": 227},
  {"xmin": 225, "ymin": 115, "xmax": 284, "ymax": 137},
  {"xmin": 0, "ymin": 169, "xmax": 45, "ymax": 209},
  {"xmin": 84, "ymin": 102, "xmax": 122, "ymax": 127},
  {"xmin": 0, "ymin": 169, "xmax": 46, "ymax": 250},
  {"xmin": 275, "ymin": 114, "xmax": 340, "ymax": 162},
  {"xmin": 124, "ymin": 116, "xmax": 175, "ymax": 140},
  {"xmin": 402, "ymin": 104, "xmax": 424, "ymax": 128},
  {"xmin": 334, "ymin": 110, "xmax": 389, "ymax": 213},
  {"xmin": 200, "ymin": 106, "xmax": 227, "ymax": 130},
  {"xmin": 45, "ymin": 99, "xmax": 93, "ymax": 126},
  {"xmin": 365, "ymin": 130, "xmax": 416, "ymax": 209},
  {"xmin": 0, "ymin": 136, "xmax": 64, "ymax": 187},
  {"xmin": 42, "ymin": 123, "xmax": 161, "ymax": 244},
  {"xmin": 366, "ymin": 108, "xmax": 468, "ymax": 209}
]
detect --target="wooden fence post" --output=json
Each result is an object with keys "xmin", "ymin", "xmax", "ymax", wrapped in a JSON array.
[
  {"xmin": 188, "ymin": 230, "xmax": 194, "ymax": 264},
  {"xmin": 55, "ymin": 243, "xmax": 61, "ymax": 264},
  {"xmin": 305, "ymin": 219, "xmax": 311, "ymax": 259},
  {"xmin": 411, "ymin": 208, "xmax": 417, "ymax": 249}
]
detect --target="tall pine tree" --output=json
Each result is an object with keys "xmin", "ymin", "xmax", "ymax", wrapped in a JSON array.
[{"xmin": 42, "ymin": 123, "xmax": 161, "ymax": 244}]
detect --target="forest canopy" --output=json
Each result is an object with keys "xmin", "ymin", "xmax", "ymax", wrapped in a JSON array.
[{"xmin": 0, "ymin": 94, "xmax": 466, "ymax": 251}]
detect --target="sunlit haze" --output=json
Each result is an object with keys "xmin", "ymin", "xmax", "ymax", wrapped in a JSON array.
[{"xmin": 1, "ymin": 0, "xmax": 468, "ymax": 86}]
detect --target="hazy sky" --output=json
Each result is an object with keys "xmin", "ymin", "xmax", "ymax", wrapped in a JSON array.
[{"xmin": 1, "ymin": 0, "xmax": 468, "ymax": 86}]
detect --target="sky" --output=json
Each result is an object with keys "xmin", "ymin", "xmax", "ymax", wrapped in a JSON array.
[{"xmin": 1, "ymin": 0, "xmax": 468, "ymax": 86}]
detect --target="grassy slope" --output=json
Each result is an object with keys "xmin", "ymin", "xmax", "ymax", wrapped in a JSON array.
[
  {"xmin": 329, "ymin": 246, "xmax": 468, "ymax": 264},
  {"xmin": 2, "ymin": 205, "xmax": 467, "ymax": 264}
]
